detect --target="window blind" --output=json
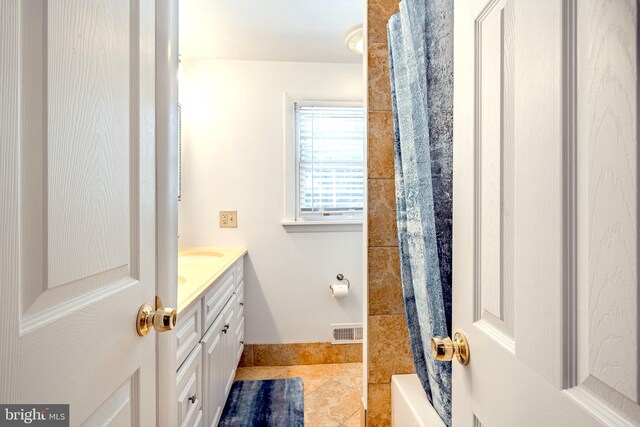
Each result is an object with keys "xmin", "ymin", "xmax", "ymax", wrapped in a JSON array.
[{"xmin": 295, "ymin": 104, "xmax": 364, "ymax": 218}]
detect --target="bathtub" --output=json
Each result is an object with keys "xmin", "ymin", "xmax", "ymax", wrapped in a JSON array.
[{"xmin": 391, "ymin": 374, "xmax": 446, "ymax": 427}]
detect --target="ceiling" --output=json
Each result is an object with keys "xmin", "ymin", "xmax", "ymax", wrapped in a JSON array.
[{"xmin": 179, "ymin": 0, "xmax": 363, "ymax": 64}]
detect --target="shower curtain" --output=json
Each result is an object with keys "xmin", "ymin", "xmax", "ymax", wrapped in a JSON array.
[{"xmin": 387, "ymin": 0, "xmax": 453, "ymax": 425}]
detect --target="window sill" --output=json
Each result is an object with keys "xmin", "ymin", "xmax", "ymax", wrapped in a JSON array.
[{"xmin": 281, "ymin": 220, "xmax": 363, "ymax": 233}]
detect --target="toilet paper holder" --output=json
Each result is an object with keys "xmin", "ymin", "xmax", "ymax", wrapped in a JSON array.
[{"xmin": 332, "ymin": 273, "xmax": 350, "ymax": 289}]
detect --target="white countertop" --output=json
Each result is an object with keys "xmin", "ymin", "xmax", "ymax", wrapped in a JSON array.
[{"xmin": 177, "ymin": 247, "xmax": 247, "ymax": 313}]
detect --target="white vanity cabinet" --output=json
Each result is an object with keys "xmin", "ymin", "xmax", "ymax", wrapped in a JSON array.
[
  {"xmin": 177, "ymin": 345, "xmax": 203, "ymax": 427},
  {"xmin": 176, "ymin": 255, "xmax": 245, "ymax": 427},
  {"xmin": 201, "ymin": 308, "xmax": 226, "ymax": 426},
  {"xmin": 202, "ymin": 285, "xmax": 241, "ymax": 427}
]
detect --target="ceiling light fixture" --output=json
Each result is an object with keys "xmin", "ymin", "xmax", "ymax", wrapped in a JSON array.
[{"xmin": 345, "ymin": 25, "xmax": 364, "ymax": 56}]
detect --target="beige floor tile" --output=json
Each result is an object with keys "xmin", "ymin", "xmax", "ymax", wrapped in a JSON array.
[
  {"xmin": 305, "ymin": 380, "xmax": 362, "ymax": 424},
  {"xmin": 334, "ymin": 362, "xmax": 362, "ymax": 374},
  {"xmin": 284, "ymin": 364, "xmax": 341, "ymax": 379},
  {"xmin": 341, "ymin": 409, "xmax": 362, "ymax": 427},
  {"xmin": 332, "ymin": 363, "xmax": 364, "ymax": 390},
  {"xmin": 303, "ymin": 377, "xmax": 332, "ymax": 396},
  {"xmin": 233, "ymin": 367, "xmax": 262, "ymax": 381},
  {"xmin": 304, "ymin": 410, "xmax": 343, "ymax": 427},
  {"xmin": 333, "ymin": 372, "xmax": 363, "ymax": 391}
]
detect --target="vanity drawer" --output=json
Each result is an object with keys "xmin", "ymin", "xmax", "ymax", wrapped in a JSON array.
[
  {"xmin": 235, "ymin": 258, "xmax": 243, "ymax": 284},
  {"xmin": 235, "ymin": 281, "xmax": 244, "ymax": 322},
  {"xmin": 177, "ymin": 345, "xmax": 203, "ymax": 427},
  {"xmin": 202, "ymin": 270, "xmax": 235, "ymax": 332},
  {"xmin": 235, "ymin": 316, "xmax": 245, "ymax": 365},
  {"xmin": 176, "ymin": 302, "xmax": 202, "ymax": 369}
]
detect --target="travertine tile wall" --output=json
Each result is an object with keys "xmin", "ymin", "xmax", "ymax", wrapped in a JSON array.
[{"xmin": 366, "ymin": 0, "xmax": 416, "ymax": 425}]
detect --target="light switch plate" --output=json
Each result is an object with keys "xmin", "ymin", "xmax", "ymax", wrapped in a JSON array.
[{"xmin": 219, "ymin": 211, "xmax": 237, "ymax": 228}]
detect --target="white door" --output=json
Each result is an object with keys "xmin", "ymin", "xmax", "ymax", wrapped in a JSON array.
[
  {"xmin": 1, "ymin": 1, "xmax": 159, "ymax": 425},
  {"xmin": 453, "ymin": 0, "xmax": 639, "ymax": 425}
]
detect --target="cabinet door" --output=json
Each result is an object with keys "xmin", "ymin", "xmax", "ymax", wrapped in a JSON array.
[
  {"xmin": 177, "ymin": 346, "xmax": 203, "ymax": 427},
  {"xmin": 223, "ymin": 295, "xmax": 237, "ymax": 397},
  {"xmin": 234, "ymin": 281, "xmax": 245, "ymax": 365},
  {"xmin": 234, "ymin": 317, "xmax": 245, "ymax": 366},
  {"xmin": 201, "ymin": 313, "xmax": 226, "ymax": 427}
]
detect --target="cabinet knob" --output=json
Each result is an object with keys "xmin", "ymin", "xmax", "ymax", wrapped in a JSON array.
[
  {"xmin": 239, "ymin": 301, "xmax": 244, "ymax": 306},
  {"xmin": 240, "ymin": 340, "xmax": 244, "ymax": 345},
  {"xmin": 222, "ymin": 324, "xmax": 229, "ymax": 334},
  {"xmin": 189, "ymin": 394, "xmax": 197, "ymax": 404}
]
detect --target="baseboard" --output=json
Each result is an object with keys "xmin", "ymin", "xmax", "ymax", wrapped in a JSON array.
[{"xmin": 239, "ymin": 342, "xmax": 363, "ymax": 367}]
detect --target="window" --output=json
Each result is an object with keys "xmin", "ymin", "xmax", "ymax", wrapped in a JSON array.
[{"xmin": 294, "ymin": 102, "xmax": 365, "ymax": 221}]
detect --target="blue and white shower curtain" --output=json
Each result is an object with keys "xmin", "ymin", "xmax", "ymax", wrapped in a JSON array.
[{"xmin": 387, "ymin": 0, "xmax": 453, "ymax": 424}]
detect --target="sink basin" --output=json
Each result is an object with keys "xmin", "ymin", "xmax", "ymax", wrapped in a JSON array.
[
  {"xmin": 179, "ymin": 249, "xmax": 226, "ymax": 266},
  {"xmin": 177, "ymin": 249, "xmax": 228, "ymax": 290},
  {"xmin": 179, "ymin": 249, "xmax": 224, "ymax": 258}
]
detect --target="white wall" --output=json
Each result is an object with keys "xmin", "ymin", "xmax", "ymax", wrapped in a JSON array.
[{"xmin": 178, "ymin": 59, "xmax": 364, "ymax": 344}]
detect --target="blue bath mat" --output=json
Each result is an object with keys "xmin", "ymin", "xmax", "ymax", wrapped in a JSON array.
[{"xmin": 218, "ymin": 377, "xmax": 304, "ymax": 427}]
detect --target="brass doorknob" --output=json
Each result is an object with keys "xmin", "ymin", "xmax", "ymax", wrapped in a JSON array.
[
  {"xmin": 431, "ymin": 331, "xmax": 470, "ymax": 365},
  {"xmin": 136, "ymin": 296, "xmax": 177, "ymax": 336}
]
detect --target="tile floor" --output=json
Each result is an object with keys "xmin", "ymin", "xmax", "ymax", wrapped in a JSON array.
[{"xmin": 234, "ymin": 362, "xmax": 363, "ymax": 426}]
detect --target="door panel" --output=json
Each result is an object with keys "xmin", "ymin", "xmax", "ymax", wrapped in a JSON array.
[
  {"xmin": 512, "ymin": 0, "xmax": 565, "ymax": 387},
  {"xmin": 22, "ymin": 0, "xmax": 140, "ymax": 320},
  {"xmin": 46, "ymin": 0, "xmax": 132, "ymax": 290},
  {"xmin": 82, "ymin": 374, "xmax": 139, "ymax": 427},
  {"xmin": 575, "ymin": 0, "xmax": 639, "ymax": 418},
  {"xmin": 475, "ymin": 0, "xmax": 516, "ymax": 342},
  {"xmin": 1, "ymin": 0, "xmax": 157, "ymax": 425},
  {"xmin": 453, "ymin": 0, "xmax": 639, "ymax": 425}
]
